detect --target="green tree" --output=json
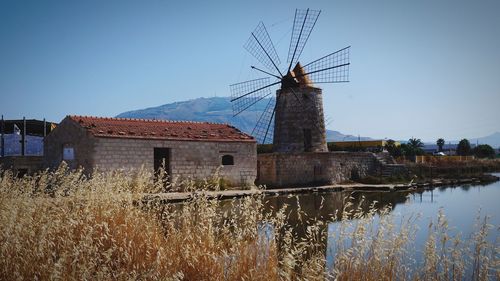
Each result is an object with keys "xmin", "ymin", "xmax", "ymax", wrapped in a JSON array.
[
  {"xmin": 408, "ymin": 138, "xmax": 424, "ymax": 149},
  {"xmin": 403, "ymin": 138, "xmax": 425, "ymax": 158},
  {"xmin": 384, "ymin": 139, "xmax": 402, "ymax": 157},
  {"xmin": 436, "ymin": 138, "xmax": 445, "ymax": 152},
  {"xmin": 456, "ymin": 139, "xmax": 472, "ymax": 156},
  {"xmin": 473, "ymin": 144, "xmax": 495, "ymax": 159}
]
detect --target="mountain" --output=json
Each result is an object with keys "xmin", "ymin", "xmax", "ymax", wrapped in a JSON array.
[
  {"xmin": 116, "ymin": 97, "xmax": 371, "ymax": 142},
  {"xmin": 116, "ymin": 97, "xmax": 263, "ymax": 135},
  {"xmin": 470, "ymin": 132, "xmax": 500, "ymax": 148},
  {"xmin": 420, "ymin": 132, "xmax": 500, "ymax": 149}
]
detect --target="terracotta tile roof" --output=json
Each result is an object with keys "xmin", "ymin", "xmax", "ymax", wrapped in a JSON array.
[{"xmin": 67, "ymin": 115, "xmax": 255, "ymax": 142}]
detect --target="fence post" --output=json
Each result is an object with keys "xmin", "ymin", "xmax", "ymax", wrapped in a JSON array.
[
  {"xmin": 21, "ymin": 117, "xmax": 26, "ymax": 156},
  {"xmin": 1, "ymin": 115, "xmax": 4, "ymax": 157}
]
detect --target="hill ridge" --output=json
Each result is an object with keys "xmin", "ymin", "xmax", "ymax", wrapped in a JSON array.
[{"xmin": 116, "ymin": 97, "xmax": 371, "ymax": 142}]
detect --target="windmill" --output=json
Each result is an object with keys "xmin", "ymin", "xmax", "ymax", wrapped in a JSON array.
[{"xmin": 230, "ymin": 9, "xmax": 350, "ymax": 153}]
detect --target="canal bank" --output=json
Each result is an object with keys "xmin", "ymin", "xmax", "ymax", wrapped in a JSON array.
[{"xmin": 143, "ymin": 174, "xmax": 499, "ymax": 203}]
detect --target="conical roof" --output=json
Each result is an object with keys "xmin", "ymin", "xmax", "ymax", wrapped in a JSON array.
[{"xmin": 291, "ymin": 62, "xmax": 313, "ymax": 87}]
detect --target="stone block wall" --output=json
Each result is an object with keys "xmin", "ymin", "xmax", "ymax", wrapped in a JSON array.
[
  {"xmin": 44, "ymin": 118, "xmax": 95, "ymax": 171},
  {"xmin": 93, "ymin": 138, "xmax": 257, "ymax": 186},
  {"xmin": 0, "ymin": 156, "xmax": 43, "ymax": 176},
  {"xmin": 257, "ymin": 152, "xmax": 379, "ymax": 187}
]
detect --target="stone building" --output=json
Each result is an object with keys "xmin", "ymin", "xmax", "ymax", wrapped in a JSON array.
[{"xmin": 44, "ymin": 116, "xmax": 257, "ymax": 186}]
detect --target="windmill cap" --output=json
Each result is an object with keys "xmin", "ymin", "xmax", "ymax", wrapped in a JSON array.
[{"xmin": 292, "ymin": 62, "xmax": 313, "ymax": 86}]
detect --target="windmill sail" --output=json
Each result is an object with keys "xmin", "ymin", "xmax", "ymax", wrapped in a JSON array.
[
  {"xmin": 251, "ymin": 97, "xmax": 276, "ymax": 144},
  {"xmin": 287, "ymin": 9, "xmax": 321, "ymax": 72},
  {"xmin": 300, "ymin": 46, "xmax": 350, "ymax": 83},
  {"xmin": 244, "ymin": 22, "xmax": 282, "ymax": 76},
  {"xmin": 230, "ymin": 78, "xmax": 280, "ymax": 116}
]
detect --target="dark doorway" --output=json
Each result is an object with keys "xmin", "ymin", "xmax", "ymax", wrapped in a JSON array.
[
  {"xmin": 303, "ymin": 129, "xmax": 312, "ymax": 152},
  {"xmin": 17, "ymin": 169, "xmax": 28, "ymax": 178},
  {"xmin": 154, "ymin": 148, "xmax": 170, "ymax": 175}
]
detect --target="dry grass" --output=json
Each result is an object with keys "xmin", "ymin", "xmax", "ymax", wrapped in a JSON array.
[{"xmin": 0, "ymin": 164, "xmax": 499, "ymax": 280}]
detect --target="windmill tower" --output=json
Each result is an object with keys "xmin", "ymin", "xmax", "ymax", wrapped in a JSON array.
[{"xmin": 230, "ymin": 9, "xmax": 350, "ymax": 153}]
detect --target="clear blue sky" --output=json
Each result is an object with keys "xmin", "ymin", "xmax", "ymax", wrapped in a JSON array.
[{"xmin": 1, "ymin": 0, "xmax": 499, "ymax": 142}]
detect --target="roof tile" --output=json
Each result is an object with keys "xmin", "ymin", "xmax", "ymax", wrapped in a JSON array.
[{"xmin": 67, "ymin": 115, "xmax": 255, "ymax": 143}]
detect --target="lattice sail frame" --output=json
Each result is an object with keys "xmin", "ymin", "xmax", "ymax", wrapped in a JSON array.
[
  {"xmin": 287, "ymin": 9, "xmax": 321, "ymax": 71},
  {"xmin": 251, "ymin": 97, "xmax": 276, "ymax": 144},
  {"xmin": 244, "ymin": 22, "xmax": 282, "ymax": 75},
  {"xmin": 230, "ymin": 78, "xmax": 280, "ymax": 116},
  {"xmin": 301, "ymin": 46, "xmax": 350, "ymax": 83}
]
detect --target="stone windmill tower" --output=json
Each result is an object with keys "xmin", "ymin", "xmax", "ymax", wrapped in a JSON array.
[{"xmin": 230, "ymin": 9, "xmax": 350, "ymax": 153}]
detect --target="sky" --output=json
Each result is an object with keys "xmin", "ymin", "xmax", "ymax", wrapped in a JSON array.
[{"xmin": 1, "ymin": 0, "xmax": 499, "ymax": 142}]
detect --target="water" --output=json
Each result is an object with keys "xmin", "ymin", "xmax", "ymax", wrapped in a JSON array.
[{"xmin": 260, "ymin": 173, "xmax": 500, "ymax": 268}]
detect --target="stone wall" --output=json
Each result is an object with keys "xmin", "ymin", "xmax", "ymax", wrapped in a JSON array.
[
  {"xmin": 0, "ymin": 156, "xmax": 44, "ymax": 177},
  {"xmin": 44, "ymin": 117, "xmax": 96, "ymax": 171},
  {"xmin": 93, "ymin": 138, "xmax": 256, "ymax": 186},
  {"xmin": 257, "ymin": 152, "xmax": 380, "ymax": 187}
]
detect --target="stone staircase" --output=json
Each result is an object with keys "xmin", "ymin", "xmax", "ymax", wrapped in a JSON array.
[
  {"xmin": 374, "ymin": 152, "xmax": 396, "ymax": 165},
  {"xmin": 373, "ymin": 152, "xmax": 408, "ymax": 178}
]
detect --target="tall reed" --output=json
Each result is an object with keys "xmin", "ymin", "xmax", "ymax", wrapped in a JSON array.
[{"xmin": 0, "ymin": 165, "xmax": 498, "ymax": 280}]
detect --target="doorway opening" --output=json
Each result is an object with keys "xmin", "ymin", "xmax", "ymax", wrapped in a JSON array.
[{"xmin": 154, "ymin": 147, "xmax": 171, "ymax": 177}]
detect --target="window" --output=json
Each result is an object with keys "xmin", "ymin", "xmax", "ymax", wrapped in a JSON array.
[
  {"xmin": 303, "ymin": 129, "xmax": 312, "ymax": 152},
  {"xmin": 221, "ymin": 155, "xmax": 234, "ymax": 166},
  {"xmin": 63, "ymin": 146, "xmax": 74, "ymax": 160}
]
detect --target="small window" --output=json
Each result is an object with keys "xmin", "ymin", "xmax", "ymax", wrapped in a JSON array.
[
  {"xmin": 303, "ymin": 129, "xmax": 312, "ymax": 152},
  {"xmin": 221, "ymin": 155, "xmax": 234, "ymax": 166},
  {"xmin": 63, "ymin": 146, "xmax": 74, "ymax": 160}
]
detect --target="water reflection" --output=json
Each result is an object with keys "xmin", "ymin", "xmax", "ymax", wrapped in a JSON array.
[
  {"xmin": 260, "ymin": 190, "xmax": 412, "ymax": 264},
  {"xmin": 165, "ymin": 176, "xmax": 500, "ymax": 272},
  {"xmin": 268, "ymin": 178, "xmax": 499, "ymax": 267}
]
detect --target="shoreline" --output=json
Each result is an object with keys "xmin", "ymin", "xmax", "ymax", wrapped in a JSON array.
[{"xmin": 143, "ymin": 174, "xmax": 500, "ymax": 203}]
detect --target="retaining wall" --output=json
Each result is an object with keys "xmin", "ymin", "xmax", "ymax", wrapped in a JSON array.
[
  {"xmin": 257, "ymin": 152, "xmax": 380, "ymax": 187},
  {"xmin": 0, "ymin": 156, "xmax": 44, "ymax": 177}
]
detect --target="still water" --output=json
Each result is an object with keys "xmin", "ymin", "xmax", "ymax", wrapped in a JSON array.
[{"xmin": 259, "ymin": 173, "xmax": 500, "ymax": 266}]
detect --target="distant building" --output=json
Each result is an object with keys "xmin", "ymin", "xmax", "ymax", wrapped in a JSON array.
[
  {"xmin": 0, "ymin": 118, "xmax": 56, "ymax": 156},
  {"xmin": 0, "ymin": 118, "xmax": 56, "ymax": 176},
  {"xmin": 422, "ymin": 144, "xmax": 460, "ymax": 156},
  {"xmin": 329, "ymin": 140, "xmax": 399, "ymax": 152},
  {"xmin": 44, "ymin": 116, "xmax": 257, "ymax": 186}
]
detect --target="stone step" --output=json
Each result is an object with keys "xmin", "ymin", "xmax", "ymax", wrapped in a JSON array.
[
  {"xmin": 374, "ymin": 153, "xmax": 396, "ymax": 165},
  {"xmin": 381, "ymin": 164, "xmax": 408, "ymax": 177}
]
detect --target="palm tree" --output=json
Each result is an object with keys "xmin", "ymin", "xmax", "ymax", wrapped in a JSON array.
[
  {"xmin": 404, "ymin": 138, "xmax": 425, "ymax": 158},
  {"xmin": 384, "ymin": 139, "xmax": 402, "ymax": 157},
  {"xmin": 408, "ymin": 138, "xmax": 424, "ymax": 149},
  {"xmin": 436, "ymin": 138, "xmax": 445, "ymax": 152}
]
